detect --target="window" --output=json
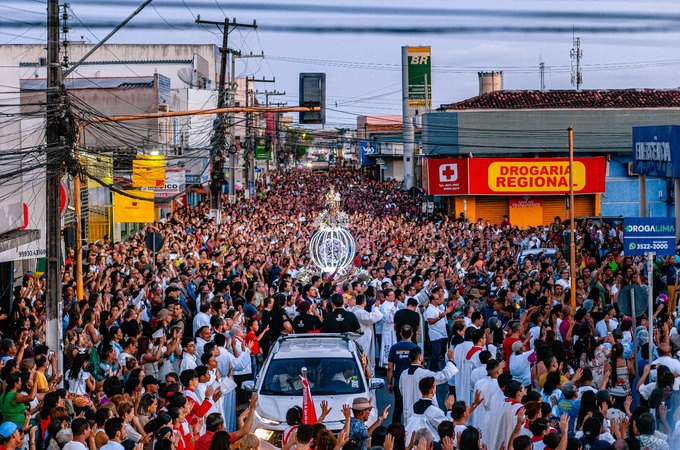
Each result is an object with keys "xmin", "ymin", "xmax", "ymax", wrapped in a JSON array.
[{"xmin": 260, "ymin": 357, "xmax": 365, "ymax": 396}]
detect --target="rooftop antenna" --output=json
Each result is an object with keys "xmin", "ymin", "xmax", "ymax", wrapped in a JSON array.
[{"xmin": 570, "ymin": 29, "xmax": 583, "ymax": 91}]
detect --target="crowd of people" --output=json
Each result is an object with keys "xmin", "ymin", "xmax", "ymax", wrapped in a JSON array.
[{"xmin": 0, "ymin": 165, "xmax": 679, "ymax": 450}]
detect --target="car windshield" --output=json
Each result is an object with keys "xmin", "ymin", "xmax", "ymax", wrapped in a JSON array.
[{"xmin": 260, "ymin": 357, "xmax": 365, "ymax": 396}]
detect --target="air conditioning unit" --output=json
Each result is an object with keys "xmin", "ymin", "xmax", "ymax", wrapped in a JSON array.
[
  {"xmin": 627, "ymin": 162, "xmax": 638, "ymax": 176},
  {"xmin": 158, "ymin": 104, "xmax": 169, "ymax": 112}
]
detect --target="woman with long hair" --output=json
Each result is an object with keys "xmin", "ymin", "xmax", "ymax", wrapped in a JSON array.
[
  {"xmin": 65, "ymin": 352, "xmax": 96, "ymax": 417},
  {"xmin": 608, "ymin": 342, "xmax": 634, "ymax": 410},
  {"xmin": 578, "ymin": 333, "xmax": 611, "ymax": 388},
  {"xmin": 207, "ymin": 431, "xmax": 231, "ymax": 450}
]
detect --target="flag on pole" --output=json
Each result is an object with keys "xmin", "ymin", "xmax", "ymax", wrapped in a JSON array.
[{"xmin": 300, "ymin": 372, "xmax": 317, "ymax": 424}]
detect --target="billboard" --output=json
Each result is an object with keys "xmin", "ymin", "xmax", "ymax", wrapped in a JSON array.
[
  {"xmin": 405, "ymin": 46, "xmax": 432, "ymax": 109},
  {"xmin": 623, "ymin": 217, "xmax": 676, "ymax": 256},
  {"xmin": 423, "ymin": 157, "xmax": 606, "ymax": 196},
  {"xmin": 632, "ymin": 125, "xmax": 680, "ymax": 178},
  {"xmin": 153, "ymin": 170, "xmax": 186, "ymax": 199}
]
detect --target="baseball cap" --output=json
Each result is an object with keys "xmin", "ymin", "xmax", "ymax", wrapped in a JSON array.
[
  {"xmin": 0, "ymin": 422, "xmax": 18, "ymax": 439},
  {"xmin": 351, "ymin": 397, "xmax": 372, "ymax": 411},
  {"xmin": 143, "ymin": 375, "xmax": 160, "ymax": 388}
]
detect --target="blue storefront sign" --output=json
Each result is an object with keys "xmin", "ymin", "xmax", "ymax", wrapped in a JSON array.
[
  {"xmin": 623, "ymin": 217, "xmax": 676, "ymax": 256},
  {"xmin": 359, "ymin": 140, "xmax": 375, "ymax": 166},
  {"xmin": 632, "ymin": 125, "xmax": 680, "ymax": 178}
]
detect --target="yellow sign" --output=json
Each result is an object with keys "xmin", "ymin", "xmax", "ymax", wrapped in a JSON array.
[
  {"xmin": 487, "ymin": 161, "xmax": 586, "ymax": 193},
  {"xmin": 83, "ymin": 154, "xmax": 113, "ymax": 188},
  {"xmin": 132, "ymin": 155, "xmax": 166, "ymax": 188},
  {"xmin": 113, "ymin": 190, "xmax": 154, "ymax": 223}
]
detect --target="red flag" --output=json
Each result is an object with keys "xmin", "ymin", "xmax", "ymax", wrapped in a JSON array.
[{"xmin": 299, "ymin": 375, "xmax": 318, "ymax": 424}]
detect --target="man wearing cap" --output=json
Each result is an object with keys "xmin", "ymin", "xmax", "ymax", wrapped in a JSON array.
[
  {"xmin": 348, "ymin": 397, "xmax": 390, "ymax": 450},
  {"xmin": 0, "ymin": 422, "xmax": 24, "ymax": 450},
  {"xmin": 142, "ymin": 375, "xmax": 160, "ymax": 395}
]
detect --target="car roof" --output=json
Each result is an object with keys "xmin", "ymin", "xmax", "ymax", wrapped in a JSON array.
[
  {"xmin": 273, "ymin": 334, "xmax": 355, "ymax": 359},
  {"xmin": 519, "ymin": 248, "xmax": 557, "ymax": 255}
]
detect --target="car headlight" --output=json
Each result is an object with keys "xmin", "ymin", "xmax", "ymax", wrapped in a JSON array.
[
  {"xmin": 255, "ymin": 410, "xmax": 281, "ymax": 426},
  {"xmin": 254, "ymin": 428, "xmax": 275, "ymax": 441}
]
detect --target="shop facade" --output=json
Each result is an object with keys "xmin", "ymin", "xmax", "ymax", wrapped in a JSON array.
[{"xmin": 423, "ymin": 156, "xmax": 606, "ymax": 226}]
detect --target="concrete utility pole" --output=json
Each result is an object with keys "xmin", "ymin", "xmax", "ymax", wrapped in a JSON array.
[
  {"xmin": 227, "ymin": 48, "xmax": 240, "ymax": 204},
  {"xmin": 195, "ymin": 17, "xmax": 256, "ymax": 218},
  {"xmin": 244, "ymin": 76, "xmax": 274, "ymax": 197},
  {"xmin": 46, "ymin": 0, "xmax": 64, "ymax": 377}
]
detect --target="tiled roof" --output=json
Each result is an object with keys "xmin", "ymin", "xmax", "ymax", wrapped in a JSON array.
[{"xmin": 439, "ymin": 89, "xmax": 680, "ymax": 110}]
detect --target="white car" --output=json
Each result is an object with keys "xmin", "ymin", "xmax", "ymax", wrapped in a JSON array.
[{"xmin": 242, "ymin": 333, "xmax": 384, "ymax": 443}]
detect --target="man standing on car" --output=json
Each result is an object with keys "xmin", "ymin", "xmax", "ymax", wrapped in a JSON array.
[{"xmin": 321, "ymin": 293, "xmax": 360, "ymax": 333}]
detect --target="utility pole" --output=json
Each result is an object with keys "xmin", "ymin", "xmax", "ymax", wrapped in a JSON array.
[
  {"xmin": 46, "ymin": 0, "xmax": 64, "ymax": 376},
  {"xmin": 539, "ymin": 56, "xmax": 546, "ymax": 91},
  {"xmin": 227, "ymin": 48, "xmax": 240, "ymax": 204},
  {"xmin": 195, "ymin": 16, "xmax": 256, "ymax": 216},
  {"xmin": 244, "ymin": 76, "xmax": 274, "ymax": 197}
]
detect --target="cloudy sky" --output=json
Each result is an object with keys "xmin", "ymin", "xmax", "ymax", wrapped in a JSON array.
[{"xmin": 4, "ymin": 0, "xmax": 680, "ymax": 127}]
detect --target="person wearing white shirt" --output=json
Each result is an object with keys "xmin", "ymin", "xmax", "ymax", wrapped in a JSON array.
[
  {"xmin": 509, "ymin": 340, "xmax": 534, "ymax": 388},
  {"xmin": 404, "ymin": 376, "xmax": 453, "ymax": 444},
  {"xmin": 99, "ymin": 417, "xmax": 127, "ymax": 450},
  {"xmin": 62, "ymin": 418, "xmax": 94, "ymax": 450},
  {"xmin": 555, "ymin": 269, "xmax": 571, "ymax": 290},
  {"xmin": 651, "ymin": 343, "xmax": 680, "ymax": 390},
  {"xmin": 180, "ymin": 340, "xmax": 198, "ymax": 372},
  {"xmin": 595, "ymin": 306, "xmax": 619, "ymax": 339},
  {"xmin": 193, "ymin": 303, "xmax": 212, "ymax": 335},
  {"xmin": 424, "ymin": 289, "xmax": 452, "ymax": 371},
  {"xmin": 399, "ymin": 346, "xmax": 458, "ymax": 423}
]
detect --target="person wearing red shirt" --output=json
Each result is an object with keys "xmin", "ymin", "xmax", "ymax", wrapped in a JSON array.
[
  {"xmin": 194, "ymin": 396, "xmax": 259, "ymax": 450},
  {"xmin": 502, "ymin": 322, "xmax": 524, "ymax": 368}
]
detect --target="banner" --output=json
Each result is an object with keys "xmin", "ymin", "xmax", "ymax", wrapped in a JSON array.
[
  {"xmin": 255, "ymin": 138, "xmax": 271, "ymax": 161},
  {"xmin": 623, "ymin": 217, "xmax": 676, "ymax": 256},
  {"xmin": 299, "ymin": 375, "xmax": 317, "ymax": 425},
  {"xmin": 132, "ymin": 155, "xmax": 166, "ymax": 188},
  {"xmin": 405, "ymin": 46, "xmax": 432, "ymax": 109},
  {"xmin": 113, "ymin": 191, "xmax": 154, "ymax": 223}
]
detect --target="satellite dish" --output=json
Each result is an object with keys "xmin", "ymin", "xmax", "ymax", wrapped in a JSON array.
[{"xmin": 177, "ymin": 68, "xmax": 195, "ymax": 88}]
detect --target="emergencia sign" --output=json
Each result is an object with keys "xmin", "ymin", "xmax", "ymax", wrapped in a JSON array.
[
  {"xmin": 632, "ymin": 125, "xmax": 680, "ymax": 178},
  {"xmin": 623, "ymin": 217, "xmax": 676, "ymax": 256}
]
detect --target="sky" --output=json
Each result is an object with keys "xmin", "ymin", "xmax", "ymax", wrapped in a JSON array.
[{"xmin": 4, "ymin": 0, "xmax": 680, "ymax": 127}]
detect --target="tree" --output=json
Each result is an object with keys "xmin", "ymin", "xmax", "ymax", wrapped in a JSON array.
[{"xmin": 282, "ymin": 127, "xmax": 312, "ymax": 163}]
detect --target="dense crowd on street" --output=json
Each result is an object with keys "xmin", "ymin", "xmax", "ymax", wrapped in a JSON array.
[{"xmin": 1, "ymin": 165, "xmax": 680, "ymax": 450}]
